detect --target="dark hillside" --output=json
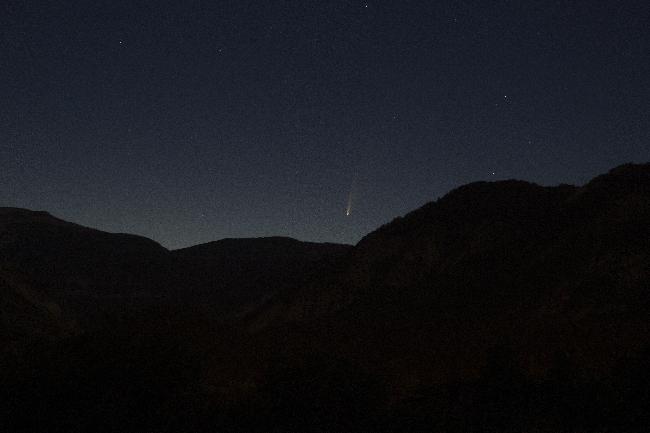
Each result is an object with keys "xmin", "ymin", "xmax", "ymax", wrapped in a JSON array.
[{"xmin": 2, "ymin": 164, "xmax": 650, "ymax": 431}]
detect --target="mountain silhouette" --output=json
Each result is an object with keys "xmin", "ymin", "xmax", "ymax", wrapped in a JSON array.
[
  {"xmin": 0, "ymin": 208, "xmax": 350, "ymax": 326},
  {"xmin": 1, "ymin": 163, "xmax": 650, "ymax": 432}
]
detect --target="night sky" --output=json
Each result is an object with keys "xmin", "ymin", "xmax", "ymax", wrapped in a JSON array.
[{"xmin": 2, "ymin": 1, "xmax": 649, "ymax": 249}]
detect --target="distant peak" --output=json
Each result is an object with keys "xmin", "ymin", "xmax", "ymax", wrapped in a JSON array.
[
  {"xmin": 0, "ymin": 207, "xmax": 65, "ymax": 225},
  {"xmin": 175, "ymin": 236, "xmax": 351, "ymax": 254},
  {"xmin": 0, "ymin": 207, "xmax": 53, "ymax": 217},
  {"xmin": 602, "ymin": 162, "xmax": 650, "ymax": 180},
  {"xmin": 584, "ymin": 162, "xmax": 650, "ymax": 193}
]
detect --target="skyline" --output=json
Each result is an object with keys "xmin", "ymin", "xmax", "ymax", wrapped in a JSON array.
[
  {"xmin": 2, "ymin": 1, "xmax": 649, "ymax": 249},
  {"xmin": 2, "ymin": 162, "xmax": 643, "ymax": 250}
]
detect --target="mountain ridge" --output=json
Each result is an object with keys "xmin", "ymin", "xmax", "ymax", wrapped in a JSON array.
[
  {"xmin": 2, "ymin": 162, "xmax": 650, "ymax": 432},
  {"xmin": 5, "ymin": 162, "xmax": 648, "ymax": 254}
]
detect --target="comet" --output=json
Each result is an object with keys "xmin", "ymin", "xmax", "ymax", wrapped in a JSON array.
[
  {"xmin": 344, "ymin": 171, "xmax": 359, "ymax": 217},
  {"xmin": 346, "ymin": 192, "xmax": 352, "ymax": 216}
]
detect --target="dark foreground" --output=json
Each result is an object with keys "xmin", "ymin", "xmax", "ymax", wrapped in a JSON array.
[{"xmin": 1, "ymin": 164, "xmax": 650, "ymax": 432}]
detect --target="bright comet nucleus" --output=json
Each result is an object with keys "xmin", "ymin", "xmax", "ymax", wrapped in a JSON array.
[{"xmin": 345, "ymin": 189, "xmax": 353, "ymax": 216}]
